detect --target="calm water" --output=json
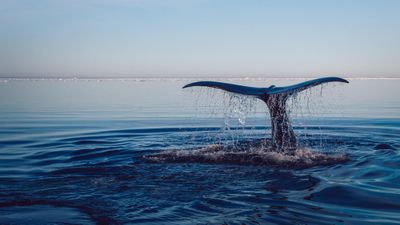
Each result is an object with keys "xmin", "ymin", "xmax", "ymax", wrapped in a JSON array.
[{"xmin": 0, "ymin": 78, "xmax": 399, "ymax": 225}]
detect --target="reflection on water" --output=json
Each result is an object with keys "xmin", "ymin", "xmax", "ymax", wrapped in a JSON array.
[{"xmin": 0, "ymin": 78, "xmax": 399, "ymax": 224}]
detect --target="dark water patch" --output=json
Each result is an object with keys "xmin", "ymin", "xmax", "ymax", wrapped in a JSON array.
[
  {"xmin": 0, "ymin": 200, "xmax": 117, "ymax": 225},
  {"xmin": 190, "ymin": 200, "xmax": 227, "ymax": 213},
  {"xmin": 31, "ymin": 158, "xmax": 69, "ymax": 167},
  {"xmin": 0, "ymin": 204, "xmax": 95, "ymax": 225},
  {"xmin": 308, "ymin": 185, "xmax": 400, "ymax": 211},
  {"xmin": 25, "ymin": 147, "xmax": 134, "ymax": 172},
  {"xmin": 48, "ymin": 165, "xmax": 137, "ymax": 179},
  {"xmin": 201, "ymin": 196, "xmax": 246, "ymax": 210},
  {"xmin": 27, "ymin": 141, "xmax": 70, "ymax": 148},
  {"xmin": 28, "ymin": 137, "xmax": 124, "ymax": 149},
  {"xmin": 265, "ymin": 172, "xmax": 320, "ymax": 192},
  {"xmin": 66, "ymin": 149, "xmax": 124, "ymax": 162},
  {"xmin": 74, "ymin": 140, "xmax": 116, "ymax": 145},
  {"xmin": 59, "ymin": 135, "xmax": 134, "ymax": 143},
  {"xmin": 260, "ymin": 207, "xmax": 346, "ymax": 225},
  {"xmin": 0, "ymin": 139, "xmax": 35, "ymax": 147},
  {"xmin": 0, "ymin": 130, "xmax": 25, "ymax": 135},
  {"xmin": 27, "ymin": 149, "xmax": 71, "ymax": 159},
  {"xmin": 359, "ymin": 169, "xmax": 392, "ymax": 179},
  {"xmin": 354, "ymin": 157, "xmax": 372, "ymax": 167},
  {"xmin": 374, "ymin": 143, "xmax": 396, "ymax": 150},
  {"xmin": 366, "ymin": 180, "xmax": 400, "ymax": 190},
  {"xmin": 381, "ymin": 160, "xmax": 400, "ymax": 169}
]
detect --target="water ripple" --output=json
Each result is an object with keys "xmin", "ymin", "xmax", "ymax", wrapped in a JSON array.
[{"xmin": 0, "ymin": 122, "xmax": 399, "ymax": 224}]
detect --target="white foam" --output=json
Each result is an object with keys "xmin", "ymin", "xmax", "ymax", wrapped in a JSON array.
[{"xmin": 143, "ymin": 144, "xmax": 349, "ymax": 169}]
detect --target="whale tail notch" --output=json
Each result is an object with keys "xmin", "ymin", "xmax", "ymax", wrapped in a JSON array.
[{"xmin": 183, "ymin": 77, "xmax": 349, "ymax": 152}]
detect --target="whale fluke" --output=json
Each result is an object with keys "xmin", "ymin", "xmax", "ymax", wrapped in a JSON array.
[
  {"xmin": 183, "ymin": 81, "xmax": 268, "ymax": 96},
  {"xmin": 183, "ymin": 77, "xmax": 349, "ymax": 152},
  {"xmin": 183, "ymin": 77, "xmax": 348, "ymax": 98}
]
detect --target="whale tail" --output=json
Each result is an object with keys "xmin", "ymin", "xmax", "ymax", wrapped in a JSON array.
[
  {"xmin": 183, "ymin": 77, "xmax": 349, "ymax": 151},
  {"xmin": 183, "ymin": 77, "xmax": 348, "ymax": 99}
]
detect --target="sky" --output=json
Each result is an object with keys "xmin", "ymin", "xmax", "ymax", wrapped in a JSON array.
[{"xmin": 0, "ymin": 0, "xmax": 399, "ymax": 78}]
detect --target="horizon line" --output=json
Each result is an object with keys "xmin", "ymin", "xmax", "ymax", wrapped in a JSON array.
[{"xmin": 1, "ymin": 76, "xmax": 399, "ymax": 81}]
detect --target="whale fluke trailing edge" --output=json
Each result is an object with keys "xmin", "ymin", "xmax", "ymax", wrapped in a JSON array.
[{"xmin": 183, "ymin": 77, "xmax": 349, "ymax": 152}]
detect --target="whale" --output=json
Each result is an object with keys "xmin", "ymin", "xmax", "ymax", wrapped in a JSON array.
[{"xmin": 183, "ymin": 77, "xmax": 349, "ymax": 152}]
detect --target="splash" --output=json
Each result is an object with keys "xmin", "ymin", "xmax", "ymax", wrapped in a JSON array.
[
  {"xmin": 143, "ymin": 140, "xmax": 349, "ymax": 169},
  {"xmin": 144, "ymin": 77, "xmax": 350, "ymax": 168}
]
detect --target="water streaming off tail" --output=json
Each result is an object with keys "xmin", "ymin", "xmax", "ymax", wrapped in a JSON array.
[
  {"xmin": 185, "ymin": 81, "xmax": 348, "ymax": 149},
  {"xmin": 145, "ymin": 82, "xmax": 350, "ymax": 168},
  {"xmin": 288, "ymin": 83, "xmax": 348, "ymax": 153},
  {"xmin": 185, "ymin": 87, "xmax": 262, "ymax": 145}
]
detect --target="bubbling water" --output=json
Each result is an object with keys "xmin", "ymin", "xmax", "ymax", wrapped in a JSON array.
[{"xmin": 143, "ymin": 141, "xmax": 349, "ymax": 169}]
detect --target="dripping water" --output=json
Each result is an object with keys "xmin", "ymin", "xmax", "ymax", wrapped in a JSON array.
[
  {"xmin": 186, "ymin": 87, "xmax": 261, "ymax": 147},
  {"xmin": 144, "ymin": 82, "xmax": 349, "ymax": 168}
]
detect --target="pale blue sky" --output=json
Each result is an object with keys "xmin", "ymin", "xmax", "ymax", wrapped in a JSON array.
[{"xmin": 1, "ymin": 0, "xmax": 399, "ymax": 77}]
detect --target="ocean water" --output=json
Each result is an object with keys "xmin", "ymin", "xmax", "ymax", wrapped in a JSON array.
[{"xmin": 0, "ymin": 78, "xmax": 399, "ymax": 225}]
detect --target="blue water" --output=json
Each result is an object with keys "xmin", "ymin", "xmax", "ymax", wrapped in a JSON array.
[{"xmin": 0, "ymin": 78, "xmax": 399, "ymax": 224}]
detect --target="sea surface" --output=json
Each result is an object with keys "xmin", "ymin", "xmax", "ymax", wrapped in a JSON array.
[{"xmin": 0, "ymin": 77, "xmax": 399, "ymax": 225}]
